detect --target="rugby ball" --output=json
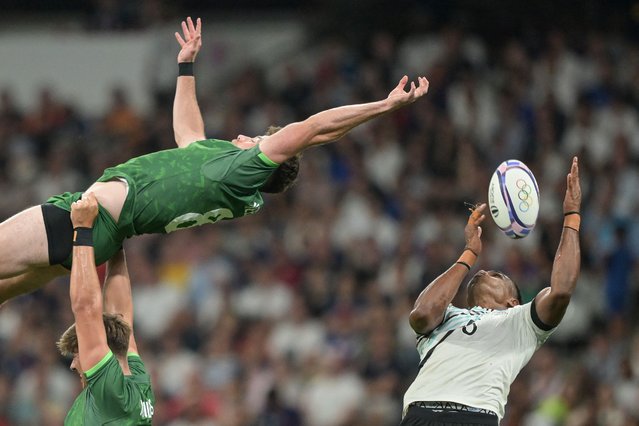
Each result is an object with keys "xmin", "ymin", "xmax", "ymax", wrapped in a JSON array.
[{"xmin": 488, "ymin": 159, "xmax": 539, "ymax": 239}]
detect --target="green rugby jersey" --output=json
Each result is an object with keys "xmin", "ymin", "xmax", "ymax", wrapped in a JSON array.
[
  {"xmin": 97, "ymin": 139, "xmax": 278, "ymax": 235},
  {"xmin": 64, "ymin": 352, "xmax": 155, "ymax": 425}
]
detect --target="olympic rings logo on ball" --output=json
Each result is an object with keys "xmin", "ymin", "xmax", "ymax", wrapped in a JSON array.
[{"xmin": 516, "ymin": 179, "xmax": 533, "ymax": 212}]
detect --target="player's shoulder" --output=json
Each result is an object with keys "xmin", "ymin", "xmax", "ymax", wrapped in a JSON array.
[
  {"xmin": 506, "ymin": 301, "xmax": 534, "ymax": 317},
  {"xmin": 445, "ymin": 304, "xmax": 491, "ymax": 319},
  {"xmin": 492, "ymin": 301, "xmax": 542, "ymax": 331},
  {"xmin": 189, "ymin": 138, "xmax": 233, "ymax": 149},
  {"xmin": 127, "ymin": 352, "xmax": 143, "ymax": 365},
  {"xmin": 127, "ymin": 353, "xmax": 151, "ymax": 375},
  {"xmin": 85, "ymin": 351, "xmax": 119, "ymax": 381},
  {"xmin": 435, "ymin": 304, "xmax": 490, "ymax": 330}
]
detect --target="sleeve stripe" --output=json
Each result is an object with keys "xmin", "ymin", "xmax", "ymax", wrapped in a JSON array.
[
  {"xmin": 127, "ymin": 352, "xmax": 141, "ymax": 359},
  {"xmin": 257, "ymin": 151, "xmax": 280, "ymax": 167},
  {"xmin": 84, "ymin": 351, "xmax": 114, "ymax": 378},
  {"xmin": 531, "ymin": 299, "xmax": 555, "ymax": 331}
]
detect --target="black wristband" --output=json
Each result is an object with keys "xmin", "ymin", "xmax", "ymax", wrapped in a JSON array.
[
  {"xmin": 73, "ymin": 227, "xmax": 94, "ymax": 247},
  {"xmin": 455, "ymin": 261, "xmax": 471, "ymax": 271},
  {"xmin": 564, "ymin": 211, "xmax": 580, "ymax": 217},
  {"xmin": 178, "ymin": 62, "xmax": 194, "ymax": 76},
  {"xmin": 563, "ymin": 225, "xmax": 579, "ymax": 233}
]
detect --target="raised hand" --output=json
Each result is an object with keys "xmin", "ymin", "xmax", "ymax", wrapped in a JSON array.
[
  {"xmin": 563, "ymin": 157, "xmax": 581, "ymax": 214},
  {"xmin": 387, "ymin": 76, "xmax": 429, "ymax": 108},
  {"xmin": 464, "ymin": 203, "xmax": 487, "ymax": 257},
  {"xmin": 175, "ymin": 17, "xmax": 202, "ymax": 64},
  {"xmin": 71, "ymin": 192, "xmax": 99, "ymax": 228}
]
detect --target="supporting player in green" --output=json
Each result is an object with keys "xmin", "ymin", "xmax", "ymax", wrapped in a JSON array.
[
  {"xmin": 57, "ymin": 193, "xmax": 155, "ymax": 425},
  {"xmin": 63, "ymin": 352, "xmax": 154, "ymax": 425}
]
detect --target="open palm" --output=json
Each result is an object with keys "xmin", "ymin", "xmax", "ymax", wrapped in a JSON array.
[{"xmin": 175, "ymin": 17, "xmax": 202, "ymax": 63}]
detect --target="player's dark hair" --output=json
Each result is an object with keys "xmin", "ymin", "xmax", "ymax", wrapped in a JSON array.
[
  {"xmin": 259, "ymin": 126, "xmax": 300, "ymax": 194},
  {"xmin": 57, "ymin": 313, "xmax": 131, "ymax": 359}
]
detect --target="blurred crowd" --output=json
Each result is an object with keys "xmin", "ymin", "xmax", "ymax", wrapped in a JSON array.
[{"xmin": 0, "ymin": 24, "xmax": 639, "ymax": 426}]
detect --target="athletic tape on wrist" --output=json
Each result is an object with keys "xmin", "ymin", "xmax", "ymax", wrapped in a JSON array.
[
  {"xmin": 73, "ymin": 227, "xmax": 94, "ymax": 247},
  {"xmin": 457, "ymin": 249, "xmax": 477, "ymax": 268},
  {"xmin": 563, "ymin": 214, "xmax": 581, "ymax": 232}
]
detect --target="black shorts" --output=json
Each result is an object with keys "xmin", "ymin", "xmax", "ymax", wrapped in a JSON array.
[
  {"xmin": 400, "ymin": 405, "xmax": 499, "ymax": 426},
  {"xmin": 42, "ymin": 194, "xmax": 125, "ymax": 269},
  {"xmin": 41, "ymin": 203, "xmax": 73, "ymax": 268}
]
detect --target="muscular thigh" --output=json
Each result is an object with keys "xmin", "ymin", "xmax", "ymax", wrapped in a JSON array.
[
  {"xmin": 0, "ymin": 206, "xmax": 50, "ymax": 278},
  {"xmin": 0, "ymin": 265, "xmax": 69, "ymax": 304}
]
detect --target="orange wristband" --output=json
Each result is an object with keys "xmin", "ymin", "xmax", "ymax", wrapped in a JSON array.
[
  {"xmin": 563, "ymin": 214, "xmax": 580, "ymax": 231},
  {"xmin": 457, "ymin": 248, "xmax": 477, "ymax": 267}
]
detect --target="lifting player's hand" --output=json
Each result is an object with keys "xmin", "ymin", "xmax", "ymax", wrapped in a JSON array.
[
  {"xmin": 386, "ymin": 76, "xmax": 429, "ymax": 109},
  {"xmin": 175, "ymin": 17, "xmax": 202, "ymax": 64},
  {"xmin": 563, "ymin": 156, "xmax": 581, "ymax": 214},
  {"xmin": 464, "ymin": 203, "xmax": 487, "ymax": 257},
  {"xmin": 71, "ymin": 192, "xmax": 99, "ymax": 229}
]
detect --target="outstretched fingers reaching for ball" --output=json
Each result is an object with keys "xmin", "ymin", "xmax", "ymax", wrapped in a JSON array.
[
  {"xmin": 564, "ymin": 156, "xmax": 581, "ymax": 213},
  {"xmin": 464, "ymin": 203, "xmax": 487, "ymax": 257},
  {"xmin": 387, "ymin": 76, "xmax": 429, "ymax": 109}
]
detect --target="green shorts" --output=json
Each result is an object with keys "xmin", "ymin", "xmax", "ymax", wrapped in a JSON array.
[{"xmin": 46, "ymin": 187, "xmax": 136, "ymax": 268}]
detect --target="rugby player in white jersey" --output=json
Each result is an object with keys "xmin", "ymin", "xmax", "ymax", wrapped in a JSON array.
[{"xmin": 402, "ymin": 157, "xmax": 581, "ymax": 426}]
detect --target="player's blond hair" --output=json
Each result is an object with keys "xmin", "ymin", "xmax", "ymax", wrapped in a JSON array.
[
  {"xmin": 56, "ymin": 313, "xmax": 131, "ymax": 358},
  {"xmin": 260, "ymin": 126, "xmax": 301, "ymax": 193}
]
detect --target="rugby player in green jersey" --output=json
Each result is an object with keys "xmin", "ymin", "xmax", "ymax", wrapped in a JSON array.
[
  {"xmin": 57, "ymin": 193, "xmax": 155, "ymax": 425},
  {"xmin": 0, "ymin": 17, "xmax": 429, "ymax": 303}
]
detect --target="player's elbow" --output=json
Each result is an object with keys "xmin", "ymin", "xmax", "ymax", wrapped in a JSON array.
[
  {"xmin": 543, "ymin": 287, "xmax": 573, "ymax": 316},
  {"xmin": 71, "ymin": 295, "xmax": 102, "ymax": 317},
  {"xmin": 409, "ymin": 308, "xmax": 439, "ymax": 335},
  {"xmin": 549, "ymin": 289, "xmax": 573, "ymax": 305},
  {"xmin": 550, "ymin": 276, "xmax": 578, "ymax": 299},
  {"xmin": 311, "ymin": 131, "xmax": 343, "ymax": 145},
  {"xmin": 303, "ymin": 116, "xmax": 337, "ymax": 143}
]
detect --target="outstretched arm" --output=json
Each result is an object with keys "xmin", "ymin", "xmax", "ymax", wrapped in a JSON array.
[
  {"xmin": 409, "ymin": 204, "xmax": 486, "ymax": 335},
  {"xmin": 259, "ymin": 76, "xmax": 429, "ymax": 164},
  {"xmin": 173, "ymin": 17, "xmax": 205, "ymax": 148},
  {"xmin": 103, "ymin": 249, "xmax": 138, "ymax": 355},
  {"xmin": 534, "ymin": 157, "xmax": 581, "ymax": 327},
  {"xmin": 69, "ymin": 193, "xmax": 110, "ymax": 371}
]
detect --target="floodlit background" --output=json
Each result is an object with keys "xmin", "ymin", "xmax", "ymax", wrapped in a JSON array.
[{"xmin": 0, "ymin": 1, "xmax": 638, "ymax": 425}]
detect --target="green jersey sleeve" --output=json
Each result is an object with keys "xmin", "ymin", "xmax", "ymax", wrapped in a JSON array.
[
  {"xmin": 127, "ymin": 353, "xmax": 148, "ymax": 376},
  {"xmin": 202, "ymin": 145, "xmax": 279, "ymax": 195}
]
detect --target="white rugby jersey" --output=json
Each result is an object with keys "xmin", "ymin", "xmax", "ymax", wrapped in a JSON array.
[{"xmin": 403, "ymin": 302, "xmax": 554, "ymax": 420}]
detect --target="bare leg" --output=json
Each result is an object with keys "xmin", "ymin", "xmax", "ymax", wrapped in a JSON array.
[
  {"xmin": 0, "ymin": 206, "xmax": 51, "ymax": 278},
  {"xmin": 0, "ymin": 265, "xmax": 69, "ymax": 304}
]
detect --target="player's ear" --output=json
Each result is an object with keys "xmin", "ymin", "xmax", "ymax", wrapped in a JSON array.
[{"xmin": 506, "ymin": 298, "xmax": 519, "ymax": 308}]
